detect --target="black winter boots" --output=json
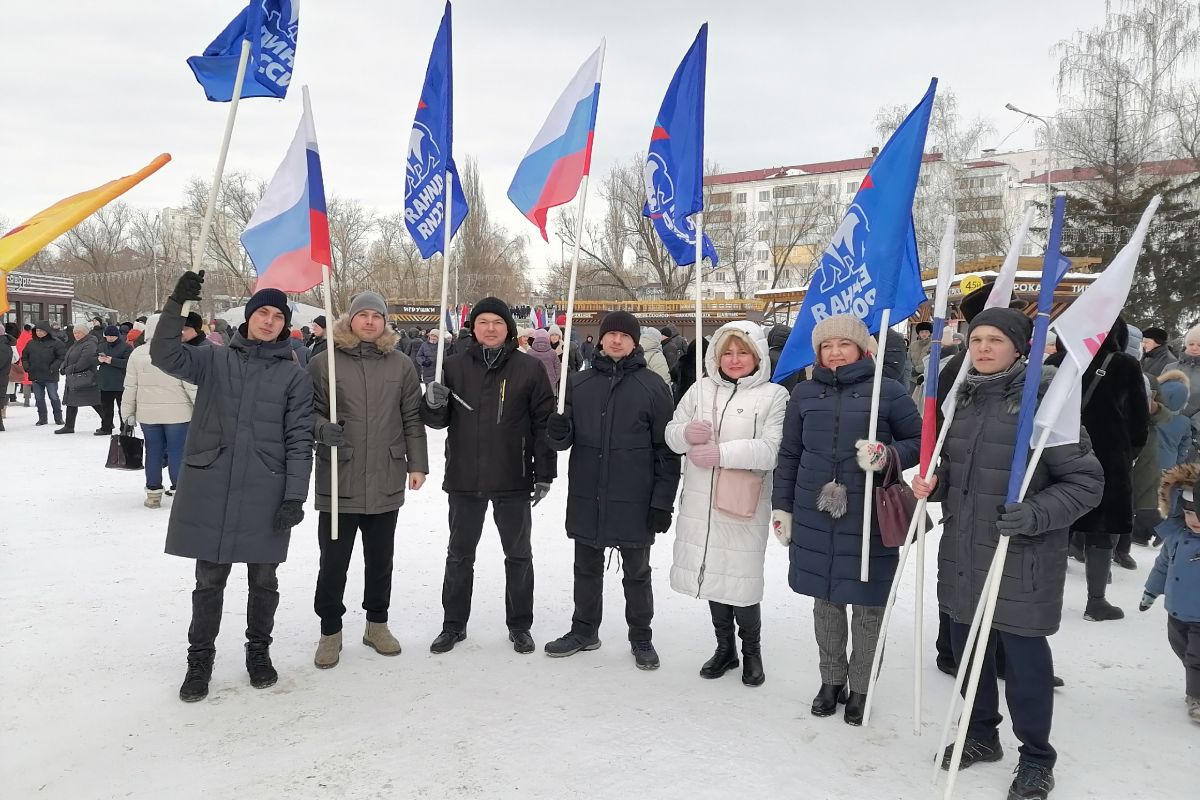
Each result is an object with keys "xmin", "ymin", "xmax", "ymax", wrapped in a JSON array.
[
  {"xmin": 733, "ymin": 604, "xmax": 764, "ymax": 687},
  {"xmin": 1084, "ymin": 546, "xmax": 1125, "ymax": 621},
  {"xmin": 245, "ymin": 642, "xmax": 278, "ymax": 688},
  {"xmin": 699, "ymin": 602, "xmax": 739, "ymax": 679},
  {"xmin": 179, "ymin": 655, "xmax": 214, "ymax": 702},
  {"xmin": 811, "ymin": 683, "xmax": 848, "ymax": 716}
]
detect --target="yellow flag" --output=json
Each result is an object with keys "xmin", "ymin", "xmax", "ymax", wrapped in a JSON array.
[{"xmin": 0, "ymin": 154, "xmax": 173, "ymax": 303}]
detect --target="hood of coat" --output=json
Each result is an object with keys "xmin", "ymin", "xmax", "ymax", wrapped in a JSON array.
[
  {"xmin": 1157, "ymin": 368, "xmax": 1191, "ymax": 413},
  {"xmin": 34, "ymin": 320, "xmax": 53, "ymax": 336},
  {"xmin": 228, "ymin": 329, "xmax": 298, "ymax": 360},
  {"xmin": 639, "ymin": 328, "xmax": 664, "ymax": 354},
  {"xmin": 142, "ymin": 314, "xmax": 162, "ymax": 341},
  {"xmin": 331, "ymin": 315, "xmax": 400, "ymax": 353},
  {"xmin": 530, "ymin": 329, "xmax": 554, "ymax": 353},
  {"xmin": 766, "ymin": 323, "xmax": 792, "ymax": 350},
  {"xmin": 705, "ymin": 321, "xmax": 771, "ymax": 390},
  {"xmin": 1096, "ymin": 316, "xmax": 1129, "ymax": 357},
  {"xmin": 1159, "ymin": 462, "xmax": 1200, "ymax": 518},
  {"xmin": 592, "ymin": 348, "xmax": 647, "ymax": 376}
]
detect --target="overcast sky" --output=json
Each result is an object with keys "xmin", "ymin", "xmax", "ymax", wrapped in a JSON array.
[{"xmin": 1, "ymin": 0, "xmax": 1105, "ymax": 279}]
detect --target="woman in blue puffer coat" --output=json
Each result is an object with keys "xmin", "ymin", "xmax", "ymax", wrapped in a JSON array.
[{"xmin": 771, "ymin": 314, "xmax": 921, "ymax": 725}]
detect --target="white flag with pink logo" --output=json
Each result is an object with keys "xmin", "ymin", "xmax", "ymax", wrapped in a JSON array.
[{"xmin": 1034, "ymin": 196, "xmax": 1161, "ymax": 446}]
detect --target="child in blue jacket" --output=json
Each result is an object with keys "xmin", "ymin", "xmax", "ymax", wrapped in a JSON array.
[{"xmin": 1141, "ymin": 462, "xmax": 1200, "ymax": 724}]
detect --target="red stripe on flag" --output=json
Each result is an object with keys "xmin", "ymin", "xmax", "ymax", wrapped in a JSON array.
[
  {"xmin": 919, "ymin": 397, "xmax": 938, "ymax": 473},
  {"xmin": 650, "ymin": 126, "xmax": 670, "ymax": 141},
  {"xmin": 310, "ymin": 210, "xmax": 332, "ymax": 266}
]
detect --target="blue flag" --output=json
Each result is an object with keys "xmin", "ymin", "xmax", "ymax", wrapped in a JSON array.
[
  {"xmin": 405, "ymin": 2, "xmax": 470, "ymax": 259},
  {"xmin": 642, "ymin": 24, "xmax": 718, "ymax": 267},
  {"xmin": 187, "ymin": 1, "xmax": 299, "ymax": 102},
  {"xmin": 773, "ymin": 78, "xmax": 938, "ymax": 382}
]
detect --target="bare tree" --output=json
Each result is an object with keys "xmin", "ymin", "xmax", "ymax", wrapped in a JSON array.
[
  {"xmin": 451, "ymin": 157, "xmax": 533, "ymax": 303},
  {"xmin": 182, "ymin": 172, "xmax": 265, "ymax": 300},
  {"xmin": 1054, "ymin": 0, "xmax": 1200, "ymax": 201}
]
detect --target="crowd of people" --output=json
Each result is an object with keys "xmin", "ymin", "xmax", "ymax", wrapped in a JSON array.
[{"xmin": 4, "ymin": 273, "xmax": 1198, "ymax": 800}]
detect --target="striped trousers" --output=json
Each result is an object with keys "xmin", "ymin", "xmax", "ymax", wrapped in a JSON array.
[{"xmin": 812, "ymin": 599, "xmax": 884, "ymax": 693}]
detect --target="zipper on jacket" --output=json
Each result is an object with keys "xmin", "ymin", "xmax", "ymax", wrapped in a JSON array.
[
  {"xmin": 697, "ymin": 383, "xmax": 740, "ymax": 598},
  {"xmin": 497, "ymin": 378, "xmax": 507, "ymax": 424},
  {"xmin": 828, "ymin": 385, "xmax": 843, "ymax": 592}
]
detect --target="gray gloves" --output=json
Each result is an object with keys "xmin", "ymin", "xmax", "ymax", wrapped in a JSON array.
[
  {"xmin": 426, "ymin": 381, "xmax": 450, "ymax": 409},
  {"xmin": 531, "ymin": 482, "xmax": 552, "ymax": 507},
  {"xmin": 995, "ymin": 502, "xmax": 1039, "ymax": 537},
  {"xmin": 315, "ymin": 421, "xmax": 346, "ymax": 447}
]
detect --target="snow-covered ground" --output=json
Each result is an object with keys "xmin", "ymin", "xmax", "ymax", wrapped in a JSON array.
[{"xmin": 0, "ymin": 398, "xmax": 1193, "ymax": 799}]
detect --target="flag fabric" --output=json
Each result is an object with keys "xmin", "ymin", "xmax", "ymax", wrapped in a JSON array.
[
  {"xmin": 1034, "ymin": 196, "xmax": 1162, "ymax": 447},
  {"xmin": 443, "ymin": 306, "xmax": 458, "ymax": 335},
  {"xmin": 642, "ymin": 25, "xmax": 717, "ymax": 267},
  {"xmin": 241, "ymin": 87, "xmax": 331, "ymax": 293},
  {"xmin": 508, "ymin": 43, "xmax": 604, "ymax": 241},
  {"xmin": 459, "ymin": 303, "xmax": 470, "ymax": 328},
  {"xmin": 188, "ymin": 1, "xmax": 300, "ymax": 102},
  {"xmin": 0, "ymin": 154, "xmax": 173, "ymax": 313},
  {"xmin": 772, "ymin": 79, "xmax": 938, "ymax": 382},
  {"xmin": 533, "ymin": 307, "xmax": 546, "ymax": 329},
  {"xmin": 405, "ymin": 2, "xmax": 469, "ymax": 259}
]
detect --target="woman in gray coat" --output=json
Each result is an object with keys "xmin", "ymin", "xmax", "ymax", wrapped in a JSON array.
[
  {"xmin": 55, "ymin": 324, "xmax": 103, "ymax": 434},
  {"xmin": 914, "ymin": 308, "xmax": 1103, "ymax": 800}
]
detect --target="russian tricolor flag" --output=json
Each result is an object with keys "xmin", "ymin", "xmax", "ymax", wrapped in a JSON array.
[
  {"xmin": 242, "ymin": 86, "xmax": 332, "ymax": 293},
  {"xmin": 507, "ymin": 43, "xmax": 604, "ymax": 241}
]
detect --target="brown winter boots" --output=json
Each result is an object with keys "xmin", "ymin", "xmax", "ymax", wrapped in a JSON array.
[
  {"xmin": 363, "ymin": 622, "xmax": 402, "ymax": 656},
  {"xmin": 314, "ymin": 631, "xmax": 342, "ymax": 669}
]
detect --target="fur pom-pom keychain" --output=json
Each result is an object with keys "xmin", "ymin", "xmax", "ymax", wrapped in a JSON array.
[{"xmin": 817, "ymin": 480, "xmax": 848, "ymax": 518}]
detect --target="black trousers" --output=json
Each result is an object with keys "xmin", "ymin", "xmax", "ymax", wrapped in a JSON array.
[
  {"xmin": 937, "ymin": 610, "xmax": 1007, "ymax": 675},
  {"xmin": 950, "ymin": 622, "xmax": 1056, "ymax": 767},
  {"xmin": 442, "ymin": 493, "xmax": 533, "ymax": 633},
  {"xmin": 64, "ymin": 404, "xmax": 102, "ymax": 428},
  {"xmin": 1167, "ymin": 617, "xmax": 1200, "ymax": 698},
  {"xmin": 187, "ymin": 560, "xmax": 280, "ymax": 659},
  {"xmin": 315, "ymin": 510, "xmax": 399, "ymax": 636},
  {"xmin": 570, "ymin": 541, "xmax": 653, "ymax": 642},
  {"xmin": 98, "ymin": 389, "xmax": 122, "ymax": 431}
]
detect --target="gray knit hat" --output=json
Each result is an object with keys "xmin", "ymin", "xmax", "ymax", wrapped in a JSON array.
[
  {"xmin": 811, "ymin": 315, "xmax": 875, "ymax": 360},
  {"xmin": 348, "ymin": 291, "xmax": 388, "ymax": 319}
]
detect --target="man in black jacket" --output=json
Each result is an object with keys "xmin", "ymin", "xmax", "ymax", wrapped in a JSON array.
[
  {"xmin": 21, "ymin": 321, "xmax": 66, "ymax": 426},
  {"xmin": 544, "ymin": 311, "xmax": 680, "ymax": 669},
  {"xmin": 420, "ymin": 297, "xmax": 556, "ymax": 655}
]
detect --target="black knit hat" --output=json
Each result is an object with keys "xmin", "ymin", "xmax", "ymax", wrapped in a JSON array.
[
  {"xmin": 184, "ymin": 312, "xmax": 205, "ymax": 334},
  {"xmin": 245, "ymin": 288, "xmax": 292, "ymax": 326},
  {"xmin": 914, "ymin": 321, "xmax": 933, "ymax": 334},
  {"xmin": 469, "ymin": 296, "xmax": 517, "ymax": 341},
  {"xmin": 968, "ymin": 307, "xmax": 1033, "ymax": 356},
  {"xmin": 599, "ymin": 310, "xmax": 641, "ymax": 342},
  {"xmin": 1142, "ymin": 326, "xmax": 1169, "ymax": 345},
  {"xmin": 312, "ymin": 315, "xmax": 327, "ymax": 329},
  {"xmin": 103, "ymin": 325, "xmax": 120, "ymax": 337}
]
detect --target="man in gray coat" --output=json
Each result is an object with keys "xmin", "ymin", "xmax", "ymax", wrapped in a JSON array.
[
  {"xmin": 152, "ymin": 270, "xmax": 314, "ymax": 703},
  {"xmin": 307, "ymin": 291, "xmax": 430, "ymax": 669}
]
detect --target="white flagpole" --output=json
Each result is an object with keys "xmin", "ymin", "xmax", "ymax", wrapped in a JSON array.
[
  {"xmin": 557, "ymin": 41, "xmax": 605, "ymax": 412},
  {"xmin": 693, "ymin": 213, "xmax": 705, "ymax": 419},
  {"xmin": 858, "ymin": 306, "xmax": 891, "ymax": 582},
  {"xmin": 434, "ymin": 173, "xmax": 455, "ymax": 383},
  {"xmin": 557, "ymin": 176, "xmax": 590, "ymax": 412},
  {"xmin": 321, "ymin": 263, "xmax": 340, "ymax": 540},
  {"xmin": 185, "ymin": 37, "xmax": 252, "ymax": 319}
]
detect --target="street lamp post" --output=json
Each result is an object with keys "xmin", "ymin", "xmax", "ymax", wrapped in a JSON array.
[{"xmin": 1004, "ymin": 103, "xmax": 1054, "ymax": 208}]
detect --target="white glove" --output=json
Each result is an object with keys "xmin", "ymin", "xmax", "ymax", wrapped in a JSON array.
[
  {"xmin": 855, "ymin": 439, "xmax": 887, "ymax": 472},
  {"xmin": 124, "ymin": 415, "xmax": 137, "ymax": 427},
  {"xmin": 771, "ymin": 510, "xmax": 793, "ymax": 546}
]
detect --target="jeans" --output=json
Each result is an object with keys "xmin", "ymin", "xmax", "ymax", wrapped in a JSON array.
[
  {"xmin": 570, "ymin": 541, "xmax": 654, "ymax": 642},
  {"xmin": 949, "ymin": 622, "xmax": 1056, "ymax": 767},
  {"xmin": 141, "ymin": 422, "xmax": 188, "ymax": 490},
  {"xmin": 32, "ymin": 380, "xmax": 61, "ymax": 422},
  {"xmin": 187, "ymin": 560, "xmax": 280, "ymax": 659},
  {"xmin": 441, "ymin": 493, "xmax": 534, "ymax": 633},
  {"xmin": 315, "ymin": 511, "xmax": 399, "ymax": 635}
]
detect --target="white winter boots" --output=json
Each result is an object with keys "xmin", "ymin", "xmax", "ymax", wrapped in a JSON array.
[{"xmin": 144, "ymin": 489, "xmax": 164, "ymax": 509}]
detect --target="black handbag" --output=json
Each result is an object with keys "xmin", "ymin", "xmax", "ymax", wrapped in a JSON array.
[{"xmin": 106, "ymin": 423, "xmax": 144, "ymax": 471}]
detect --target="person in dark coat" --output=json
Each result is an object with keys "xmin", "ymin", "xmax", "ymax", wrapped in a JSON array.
[
  {"xmin": 913, "ymin": 307, "xmax": 1103, "ymax": 799},
  {"xmin": 56, "ymin": 324, "xmax": 103, "ymax": 434},
  {"xmin": 415, "ymin": 330, "xmax": 440, "ymax": 384},
  {"xmin": 420, "ymin": 297, "xmax": 556, "ymax": 655},
  {"xmin": 544, "ymin": 310, "xmax": 681, "ymax": 669},
  {"xmin": 580, "ymin": 334, "xmax": 595, "ymax": 368},
  {"xmin": 766, "ymin": 322, "xmax": 801, "ymax": 393},
  {"xmin": 1140, "ymin": 326, "xmax": 1178, "ymax": 378},
  {"xmin": 22, "ymin": 320, "xmax": 66, "ymax": 426},
  {"xmin": 0, "ymin": 326, "xmax": 12, "ymax": 432},
  {"xmin": 308, "ymin": 315, "xmax": 328, "ymax": 358},
  {"xmin": 152, "ymin": 272, "xmax": 314, "ymax": 703},
  {"xmin": 88, "ymin": 316, "xmax": 105, "ymax": 342},
  {"xmin": 675, "ymin": 334, "xmax": 709, "ymax": 406},
  {"xmin": 95, "ymin": 325, "xmax": 133, "ymax": 434},
  {"xmin": 1061, "ymin": 317, "xmax": 1149, "ymax": 621},
  {"xmin": 771, "ymin": 315, "xmax": 921, "ymax": 725},
  {"xmin": 308, "ymin": 292, "xmax": 430, "ymax": 668}
]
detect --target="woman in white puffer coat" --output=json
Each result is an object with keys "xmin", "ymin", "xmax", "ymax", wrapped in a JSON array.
[{"xmin": 666, "ymin": 321, "xmax": 789, "ymax": 687}]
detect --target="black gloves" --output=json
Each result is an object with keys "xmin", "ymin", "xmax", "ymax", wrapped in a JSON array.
[
  {"xmin": 425, "ymin": 381, "xmax": 450, "ymax": 409},
  {"xmin": 531, "ymin": 482, "xmax": 552, "ymax": 507},
  {"xmin": 170, "ymin": 270, "xmax": 205, "ymax": 305},
  {"xmin": 273, "ymin": 500, "xmax": 305, "ymax": 532},
  {"xmin": 315, "ymin": 421, "xmax": 346, "ymax": 447},
  {"xmin": 648, "ymin": 508, "xmax": 673, "ymax": 533},
  {"xmin": 546, "ymin": 412, "xmax": 571, "ymax": 441},
  {"xmin": 996, "ymin": 502, "xmax": 1039, "ymax": 537}
]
